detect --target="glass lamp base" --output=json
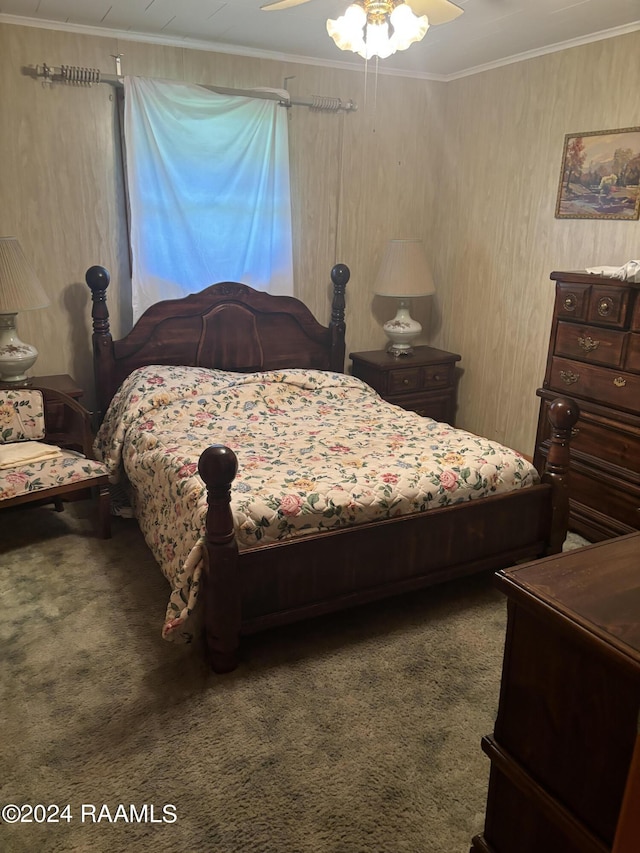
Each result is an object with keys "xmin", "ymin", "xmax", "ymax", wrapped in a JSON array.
[
  {"xmin": 382, "ymin": 299, "xmax": 421, "ymax": 357},
  {"xmin": 0, "ymin": 314, "xmax": 39, "ymax": 383}
]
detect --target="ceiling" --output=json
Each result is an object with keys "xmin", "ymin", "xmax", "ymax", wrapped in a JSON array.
[{"xmin": 1, "ymin": 0, "xmax": 639, "ymax": 78}]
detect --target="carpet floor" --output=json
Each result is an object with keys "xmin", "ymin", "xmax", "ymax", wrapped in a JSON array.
[{"xmin": 0, "ymin": 501, "xmax": 585, "ymax": 853}]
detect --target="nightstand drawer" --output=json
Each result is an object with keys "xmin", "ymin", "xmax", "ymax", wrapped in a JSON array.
[
  {"xmin": 42, "ymin": 396, "xmax": 67, "ymax": 436},
  {"xmin": 422, "ymin": 364, "xmax": 453, "ymax": 389},
  {"xmin": 394, "ymin": 392, "xmax": 454, "ymax": 422},
  {"xmin": 388, "ymin": 367, "xmax": 420, "ymax": 393},
  {"xmin": 388, "ymin": 364, "xmax": 454, "ymax": 393}
]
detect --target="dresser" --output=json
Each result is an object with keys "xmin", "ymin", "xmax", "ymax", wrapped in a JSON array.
[
  {"xmin": 471, "ymin": 533, "xmax": 640, "ymax": 853},
  {"xmin": 533, "ymin": 271, "xmax": 640, "ymax": 541},
  {"xmin": 349, "ymin": 346, "xmax": 461, "ymax": 424}
]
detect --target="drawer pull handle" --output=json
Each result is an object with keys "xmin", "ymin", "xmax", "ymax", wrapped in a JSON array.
[
  {"xmin": 578, "ymin": 335, "xmax": 600, "ymax": 352},
  {"xmin": 613, "ymin": 376, "xmax": 627, "ymax": 387},
  {"xmin": 563, "ymin": 294, "xmax": 577, "ymax": 312},
  {"xmin": 598, "ymin": 297, "xmax": 613, "ymax": 317},
  {"xmin": 402, "ymin": 378, "xmax": 409, "ymax": 385},
  {"xmin": 560, "ymin": 370, "xmax": 579, "ymax": 385},
  {"xmin": 433, "ymin": 374, "xmax": 440, "ymax": 381}
]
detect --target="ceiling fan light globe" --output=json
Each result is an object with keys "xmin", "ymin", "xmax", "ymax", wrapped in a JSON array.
[
  {"xmin": 389, "ymin": 4, "xmax": 429, "ymax": 51},
  {"xmin": 360, "ymin": 20, "xmax": 396, "ymax": 59},
  {"xmin": 328, "ymin": 0, "xmax": 440, "ymax": 60},
  {"xmin": 327, "ymin": 4, "xmax": 367, "ymax": 53},
  {"xmin": 360, "ymin": 21, "xmax": 396, "ymax": 59}
]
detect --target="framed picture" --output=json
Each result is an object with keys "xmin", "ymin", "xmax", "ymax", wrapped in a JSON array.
[{"xmin": 555, "ymin": 126, "xmax": 640, "ymax": 220}]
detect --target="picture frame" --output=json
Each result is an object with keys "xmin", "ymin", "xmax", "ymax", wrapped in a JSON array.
[{"xmin": 555, "ymin": 126, "xmax": 640, "ymax": 220}]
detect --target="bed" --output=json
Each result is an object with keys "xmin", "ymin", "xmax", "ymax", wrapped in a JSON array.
[{"xmin": 86, "ymin": 263, "xmax": 578, "ymax": 673}]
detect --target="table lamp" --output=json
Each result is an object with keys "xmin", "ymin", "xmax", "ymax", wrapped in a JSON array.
[
  {"xmin": 374, "ymin": 238, "xmax": 435, "ymax": 356},
  {"xmin": 0, "ymin": 237, "xmax": 50, "ymax": 383}
]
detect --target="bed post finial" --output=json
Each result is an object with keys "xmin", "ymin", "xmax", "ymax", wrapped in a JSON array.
[
  {"xmin": 85, "ymin": 265, "xmax": 114, "ymax": 422},
  {"xmin": 86, "ymin": 265, "xmax": 111, "ymax": 331},
  {"xmin": 543, "ymin": 395, "xmax": 579, "ymax": 555},
  {"xmin": 198, "ymin": 444, "xmax": 241, "ymax": 674},
  {"xmin": 330, "ymin": 263, "xmax": 349, "ymax": 372}
]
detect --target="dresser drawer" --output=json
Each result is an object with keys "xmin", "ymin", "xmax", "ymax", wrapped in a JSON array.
[
  {"xmin": 570, "ymin": 466, "xmax": 640, "ymax": 531},
  {"xmin": 633, "ymin": 296, "xmax": 640, "ymax": 331},
  {"xmin": 555, "ymin": 283, "xmax": 590, "ymax": 321},
  {"xmin": 549, "ymin": 356, "xmax": 640, "ymax": 414},
  {"xmin": 572, "ymin": 414, "xmax": 640, "ymax": 478},
  {"xmin": 587, "ymin": 285, "xmax": 631, "ymax": 328},
  {"xmin": 537, "ymin": 400, "xmax": 640, "ymax": 476},
  {"xmin": 555, "ymin": 321, "xmax": 625, "ymax": 368},
  {"xmin": 627, "ymin": 333, "xmax": 640, "ymax": 374}
]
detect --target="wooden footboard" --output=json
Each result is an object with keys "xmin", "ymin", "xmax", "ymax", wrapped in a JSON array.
[{"xmin": 197, "ymin": 396, "xmax": 579, "ymax": 673}]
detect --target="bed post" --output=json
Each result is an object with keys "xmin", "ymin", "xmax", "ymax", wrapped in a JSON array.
[
  {"xmin": 542, "ymin": 395, "xmax": 579, "ymax": 555},
  {"xmin": 329, "ymin": 263, "xmax": 349, "ymax": 372},
  {"xmin": 85, "ymin": 265, "xmax": 115, "ymax": 422},
  {"xmin": 198, "ymin": 444, "xmax": 241, "ymax": 674}
]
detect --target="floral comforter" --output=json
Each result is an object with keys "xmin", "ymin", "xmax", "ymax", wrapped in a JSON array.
[{"xmin": 95, "ymin": 365, "xmax": 539, "ymax": 641}]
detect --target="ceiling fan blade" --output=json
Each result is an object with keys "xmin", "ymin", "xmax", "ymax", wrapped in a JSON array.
[
  {"xmin": 260, "ymin": 0, "xmax": 312, "ymax": 10},
  {"xmin": 407, "ymin": 0, "xmax": 464, "ymax": 25}
]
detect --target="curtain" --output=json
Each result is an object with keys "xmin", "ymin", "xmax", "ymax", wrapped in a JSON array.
[{"xmin": 123, "ymin": 77, "xmax": 294, "ymax": 321}]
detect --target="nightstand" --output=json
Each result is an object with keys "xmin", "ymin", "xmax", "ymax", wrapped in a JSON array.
[{"xmin": 349, "ymin": 346, "xmax": 461, "ymax": 424}]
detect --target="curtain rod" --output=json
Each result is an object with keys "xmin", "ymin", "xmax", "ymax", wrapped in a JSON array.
[{"xmin": 27, "ymin": 63, "xmax": 357, "ymax": 112}]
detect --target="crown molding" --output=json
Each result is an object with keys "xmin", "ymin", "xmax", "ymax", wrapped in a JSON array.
[
  {"xmin": 0, "ymin": 13, "xmax": 445, "ymax": 81},
  {"xmin": 445, "ymin": 20, "xmax": 640, "ymax": 81},
  {"xmin": 1, "ymin": 13, "xmax": 639, "ymax": 83}
]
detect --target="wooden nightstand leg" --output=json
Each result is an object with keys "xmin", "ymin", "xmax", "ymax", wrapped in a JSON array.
[{"xmin": 53, "ymin": 497, "xmax": 64, "ymax": 512}]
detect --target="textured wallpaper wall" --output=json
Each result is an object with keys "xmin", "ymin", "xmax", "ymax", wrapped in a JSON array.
[{"xmin": 1, "ymin": 22, "xmax": 638, "ymax": 453}]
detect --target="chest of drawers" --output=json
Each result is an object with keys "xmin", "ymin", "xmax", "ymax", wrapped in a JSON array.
[{"xmin": 533, "ymin": 271, "xmax": 640, "ymax": 541}]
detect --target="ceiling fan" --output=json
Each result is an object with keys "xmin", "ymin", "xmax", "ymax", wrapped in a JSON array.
[{"xmin": 260, "ymin": 0, "xmax": 464, "ymax": 27}]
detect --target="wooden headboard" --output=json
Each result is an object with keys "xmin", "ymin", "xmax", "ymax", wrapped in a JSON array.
[{"xmin": 86, "ymin": 265, "xmax": 350, "ymax": 419}]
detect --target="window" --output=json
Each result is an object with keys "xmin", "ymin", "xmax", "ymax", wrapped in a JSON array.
[{"xmin": 124, "ymin": 77, "xmax": 294, "ymax": 321}]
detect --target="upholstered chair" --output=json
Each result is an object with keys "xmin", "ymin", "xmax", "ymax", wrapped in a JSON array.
[{"xmin": 0, "ymin": 387, "xmax": 111, "ymax": 537}]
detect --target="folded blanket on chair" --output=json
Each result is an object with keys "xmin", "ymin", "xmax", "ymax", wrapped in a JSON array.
[{"xmin": 0, "ymin": 441, "xmax": 64, "ymax": 469}]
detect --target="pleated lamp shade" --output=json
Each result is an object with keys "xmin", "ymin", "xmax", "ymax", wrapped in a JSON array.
[
  {"xmin": 374, "ymin": 239, "xmax": 434, "ymax": 356},
  {"xmin": 374, "ymin": 239, "xmax": 435, "ymax": 298},
  {"xmin": 0, "ymin": 238, "xmax": 50, "ymax": 313}
]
